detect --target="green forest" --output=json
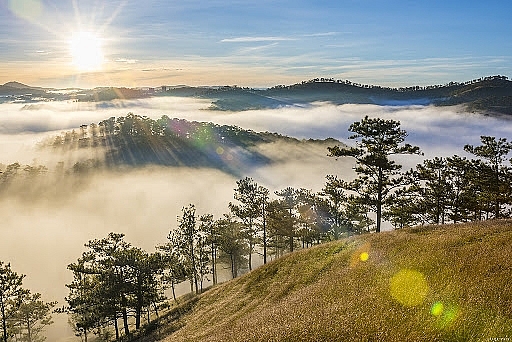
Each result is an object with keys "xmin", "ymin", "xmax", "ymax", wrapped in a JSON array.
[{"xmin": 1, "ymin": 114, "xmax": 511, "ymax": 341}]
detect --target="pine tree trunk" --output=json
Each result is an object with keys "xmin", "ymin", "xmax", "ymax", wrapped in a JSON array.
[
  {"xmin": 121, "ymin": 294, "xmax": 130, "ymax": 336},
  {"xmin": 211, "ymin": 244, "xmax": 217, "ymax": 285},
  {"xmin": 26, "ymin": 317, "xmax": 32, "ymax": 342},
  {"xmin": 262, "ymin": 202, "xmax": 267, "ymax": 264},
  {"xmin": 376, "ymin": 167, "xmax": 383, "ymax": 233},
  {"xmin": 231, "ymin": 254, "xmax": 236, "ymax": 279},
  {"xmin": 1, "ymin": 294, "xmax": 7, "ymax": 342},
  {"xmin": 152, "ymin": 302, "xmax": 159, "ymax": 320},
  {"xmin": 114, "ymin": 315, "xmax": 119, "ymax": 340},
  {"xmin": 171, "ymin": 279, "xmax": 177, "ymax": 302},
  {"xmin": 248, "ymin": 241, "xmax": 253, "ymax": 271}
]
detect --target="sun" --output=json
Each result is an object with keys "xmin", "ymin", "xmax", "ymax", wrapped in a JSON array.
[{"xmin": 69, "ymin": 31, "xmax": 105, "ymax": 71}]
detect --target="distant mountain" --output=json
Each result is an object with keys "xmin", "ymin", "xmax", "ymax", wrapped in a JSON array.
[
  {"xmin": 180, "ymin": 76, "xmax": 512, "ymax": 115},
  {"xmin": 75, "ymin": 87, "xmax": 149, "ymax": 101},
  {"xmin": 0, "ymin": 81, "xmax": 49, "ymax": 97},
  {"xmin": 2, "ymin": 81, "xmax": 31, "ymax": 89},
  {"xmin": 3, "ymin": 76, "xmax": 512, "ymax": 115}
]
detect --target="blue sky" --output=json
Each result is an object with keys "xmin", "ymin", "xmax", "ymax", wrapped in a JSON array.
[{"xmin": 0, "ymin": 0, "xmax": 511, "ymax": 88}]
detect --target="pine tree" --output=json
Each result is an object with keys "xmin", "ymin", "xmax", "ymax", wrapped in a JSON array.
[
  {"xmin": 216, "ymin": 214, "xmax": 249, "ymax": 279},
  {"xmin": 0, "ymin": 261, "xmax": 27, "ymax": 342},
  {"xmin": 464, "ymin": 136, "xmax": 512, "ymax": 219},
  {"xmin": 12, "ymin": 291, "xmax": 57, "ymax": 342},
  {"xmin": 328, "ymin": 116, "xmax": 421, "ymax": 232},
  {"xmin": 229, "ymin": 178, "xmax": 262, "ymax": 270}
]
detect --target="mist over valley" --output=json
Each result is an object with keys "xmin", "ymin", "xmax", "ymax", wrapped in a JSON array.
[{"xmin": 0, "ymin": 86, "xmax": 511, "ymax": 341}]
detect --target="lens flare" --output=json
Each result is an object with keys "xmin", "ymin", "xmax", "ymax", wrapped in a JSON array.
[
  {"xmin": 437, "ymin": 306, "xmax": 459, "ymax": 328},
  {"xmin": 431, "ymin": 302, "xmax": 444, "ymax": 316},
  {"xmin": 389, "ymin": 269, "xmax": 428, "ymax": 307},
  {"xmin": 431, "ymin": 302, "xmax": 460, "ymax": 329},
  {"xmin": 359, "ymin": 252, "xmax": 369, "ymax": 262},
  {"xmin": 350, "ymin": 242, "xmax": 371, "ymax": 267}
]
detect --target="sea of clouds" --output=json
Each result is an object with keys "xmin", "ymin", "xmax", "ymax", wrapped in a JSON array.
[{"xmin": 0, "ymin": 97, "xmax": 511, "ymax": 341}]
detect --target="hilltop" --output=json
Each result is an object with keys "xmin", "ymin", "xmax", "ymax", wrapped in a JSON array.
[
  {"xmin": 39, "ymin": 114, "xmax": 340, "ymax": 176},
  {"xmin": 2, "ymin": 76, "xmax": 512, "ymax": 115},
  {"xmin": 166, "ymin": 75, "xmax": 512, "ymax": 115},
  {"xmin": 145, "ymin": 220, "xmax": 512, "ymax": 342}
]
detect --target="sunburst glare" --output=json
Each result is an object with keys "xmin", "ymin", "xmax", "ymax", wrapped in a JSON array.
[{"xmin": 69, "ymin": 31, "xmax": 105, "ymax": 72}]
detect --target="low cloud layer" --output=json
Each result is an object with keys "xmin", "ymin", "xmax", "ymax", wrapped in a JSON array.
[
  {"xmin": 0, "ymin": 98, "xmax": 511, "ymax": 341},
  {"xmin": 2, "ymin": 97, "xmax": 511, "ymax": 161}
]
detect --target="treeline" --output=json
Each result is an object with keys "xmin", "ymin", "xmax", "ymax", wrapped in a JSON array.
[
  {"xmin": 44, "ymin": 113, "xmax": 284, "ymax": 150},
  {"xmin": 41, "ymin": 114, "xmax": 297, "ymax": 169},
  {"xmin": 328, "ymin": 116, "xmax": 512, "ymax": 231},
  {"xmin": 0, "ymin": 262, "xmax": 56, "ymax": 342},
  {"xmin": 388, "ymin": 142, "xmax": 512, "ymax": 227},
  {"xmin": 269, "ymin": 75, "xmax": 510, "ymax": 93},
  {"xmin": 62, "ymin": 174, "xmax": 370, "ymax": 341}
]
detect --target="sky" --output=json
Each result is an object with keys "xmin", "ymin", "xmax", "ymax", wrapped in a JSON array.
[{"xmin": 0, "ymin": 0, "xmax": 511, "ymax": 88}]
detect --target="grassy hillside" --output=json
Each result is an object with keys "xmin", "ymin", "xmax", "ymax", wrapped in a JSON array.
[{"xmin": 152, "ymin": 220, "xmax": 512, "ymax": 342}]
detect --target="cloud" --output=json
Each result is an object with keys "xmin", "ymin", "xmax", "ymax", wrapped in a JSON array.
[
  {"xmin": 116, "ymin": 58, "xmax": 138, "ymax": 64},
  {"xmin": 1, "ymin": 98, "xmax": 511, "ymax": 163},
  {"xmin": 221, "ymin": 36, "xmax": 296, "ymax": 43},
  {"xmin": 303, "ymin": 32, "xmax": 341, "ymax": 37},
  {"xmin": 235, "ymin": 43, "xmax": 279, "ymax": 54}
]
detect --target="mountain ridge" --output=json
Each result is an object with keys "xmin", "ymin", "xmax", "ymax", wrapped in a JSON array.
[{"xmin": 2, "ymin": 75, "xmax": 512, "ymax": 115}]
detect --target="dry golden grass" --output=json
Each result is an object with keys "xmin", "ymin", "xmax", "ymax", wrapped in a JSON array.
[{"xmin": 158, "ymin": 220, "xmax": 512, "ymax": 342}]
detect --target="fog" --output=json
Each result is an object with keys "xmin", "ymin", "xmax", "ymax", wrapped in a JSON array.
[
  {"xmin": 0, "ymin": 97, "xmax": 511, "ymax": 341},
  {"xmin": 3, "ymin": 97, "xmax": 511, "ymax": 162}
]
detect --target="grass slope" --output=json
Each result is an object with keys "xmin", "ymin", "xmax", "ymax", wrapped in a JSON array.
[{"xmin": 157, "ymin": 220, "xmax": 512, "ymax": 341}]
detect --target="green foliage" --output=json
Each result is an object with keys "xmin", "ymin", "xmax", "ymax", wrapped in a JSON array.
[
  {"xmin": 42, "ymin": 114, "xmax": 281, "ymax": 172},
  {"xmin": 215, "ymin": 214, "xmax": 249, "ymax": 279},
  {"xmin": 176, "ymin": 205, "xmax": 201, "ymax": 294},
  {"xmin": 265, "ymin": 199, "xmax": 296, "ymax": 257},
  {"xmin": 65, "ymin": 233, "xmax": 165, "ymax": 340},
  {"xmin": 161, "ymin": 205, "xmax": 216, "ymax": 295},
  {"xmin": 0, "ymin": 262, "xmax": 54, "ymax": 342},
  {"xmin": 11, "ymin": 292, "xmax": 57, "ymax": 342},
  {"xmin": 158, "ymin": 231, "xmax": 188, "ymax": 302},
  {"xmin": 328, "ymin": 116, "xmax": 422, "ymax": 232},
  {"xmin": 229, "ymin": 177, "xmax": 266, "ymax": 271},
  {"xmin": 0, "ymin": 261, "xmax": 26, "ymax": 342},
  {"xmin": 464, "ymin": 136, "xmax": 512, "ymax": 218}
]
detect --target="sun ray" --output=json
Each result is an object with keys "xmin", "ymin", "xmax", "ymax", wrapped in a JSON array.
[{"xmin": 69, "ymin": 31, "xmax": 105, "ymax": 71}]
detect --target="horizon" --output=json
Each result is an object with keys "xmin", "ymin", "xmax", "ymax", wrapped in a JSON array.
[
  {"xmin": 1, "ymin": 1, "xmax": 511, "ymax": 89},
  {"xmin": 2, "ymin": 74, "xmax": 510, "ymax": 91}
]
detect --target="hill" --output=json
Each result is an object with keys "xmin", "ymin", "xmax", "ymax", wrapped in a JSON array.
[
  {"xmin": 40, "ymin": 114, "xmax": 339, "ymax": 176},
  {"xmin": 2, "ymin": 81, "xmax": 31, "ymax": 89},
  {"xmin": 148, "ymin": 219, "xmax": 512, "ymax": 342},
  {"xmin": 192, "ymin": 76, "xmax": 512, "ymax": 114},
  {"xmin": 3, "ymin": 76, "xmax": 512, "ymax": 114}
]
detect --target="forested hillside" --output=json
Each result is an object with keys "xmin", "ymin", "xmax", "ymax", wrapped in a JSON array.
[
  {"xmin": 38, "ymin": 113, "xmax": 333, "ymax": 174},
  {"xmin": 3, "ymin": 75, "xmax": 512, "ymax": 114},
  {"xmin": 172, "ymin": 75, "xmax": 512, "ymax": 114}
]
